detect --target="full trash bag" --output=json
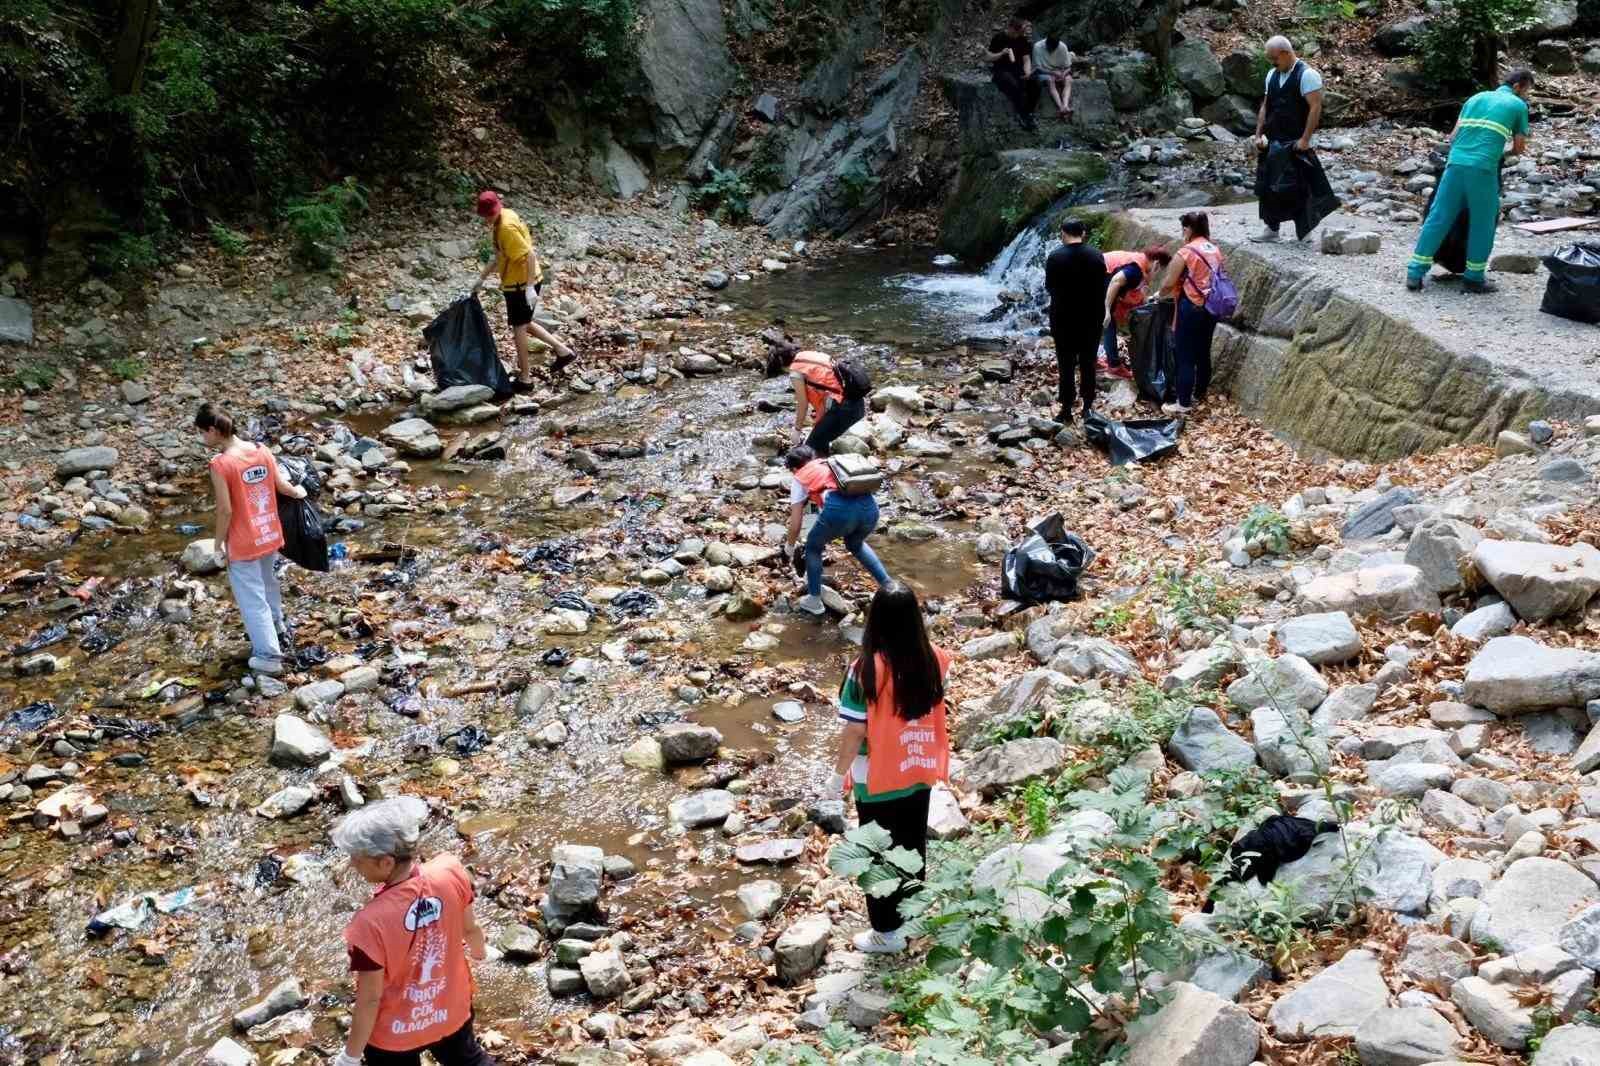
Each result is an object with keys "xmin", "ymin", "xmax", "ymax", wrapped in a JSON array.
[
  {"xmin": 1084, "ymin": 412, "xmax": 1183, "ymax": 466},
  {"xmin": 1256, "ymin": 142, "xmax": 1340, "ymax": 239},
  {"xmin": 1000, "ymin": 513, "xmax": 1095, "ymax": 605},
  {"xmin": 1128, "ymin": 298, "xmax": 1177, "ymax": 406},
  {"xmin": 1423, "ymin": 166, "xmax": 1502, "ymax": 275},
  {"xmin": 1541, "ymin": 242, "xmax": 1600, "ymax": 325},
  {"xmin": 424, "ymin": 295, "xmax": 514, "ymax": 397},
  {"xmin": 277, "ymin": 494, "xmax": 330, "ymax": 572}
]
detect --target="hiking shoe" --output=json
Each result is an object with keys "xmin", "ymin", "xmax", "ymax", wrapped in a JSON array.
[
  {"xmin": 1405, "ymin": 276, "xmax": 1423, "ymax": 292},
  {"xmin": 248, "ymin": 655, "xmax": 285, "ymax": 677},
  {"xmin": 1161, "ymin": 402, "xmax": 1192, "ymax": 417},
  {"xmin": 1249, "ymin": 225, "xmax": 1281, "ymax": 243},
  {"xmin": 1462, "ymin": 279, "xmax": 1498, "ymax": 294},
  {"xmin": 550, "ymin": 350, "xmax": 576, "ymax": 374},
  {"xmin": 853, "ymin": 928, "xmax": 908, "ymax": 954},
  {"xmin": 795, "ymin": 594, "xmax": 827, "ymax": 617}
]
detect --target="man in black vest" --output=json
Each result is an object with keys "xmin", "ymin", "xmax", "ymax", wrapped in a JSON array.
[{"xmin": 1251, "ymin": 36, "xmax": 1339, "ymax": 242}]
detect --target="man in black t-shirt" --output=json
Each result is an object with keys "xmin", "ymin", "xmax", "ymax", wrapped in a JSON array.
[
  {"xmin": 1044, "ymin": 219, "xmax": 1107, "ymax": 423},
  {"xmin": 984, "ymin": 17, "xmax": 1039, "ymax": 130}
]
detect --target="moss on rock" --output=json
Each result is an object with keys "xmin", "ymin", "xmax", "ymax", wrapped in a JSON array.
[{"xmin": 938, "ymin": 149, "xmax": 1109, "ymax": 263}]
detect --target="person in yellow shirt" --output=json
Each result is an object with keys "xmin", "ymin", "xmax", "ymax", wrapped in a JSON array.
[{"xmin": 470, "ymin": 191, "xmax": 576, "ymax": 388}]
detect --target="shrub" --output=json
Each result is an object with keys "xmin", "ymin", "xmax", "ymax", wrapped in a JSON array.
[
  {"xmin": 284, "ymin": 178, "xmax": 369, "ymax": 269},
  {"xmin": 106, "ymin": 357, "xmax": 146, "ymax": 381},
  {"xmin": 91, "ymin": 233, "xmax": 160, "ymax": 275},
  {"xmin": 693, "ymin": 165, "xmax": 754, "ymax": 223},
  {"xmin": 837, "ymin": 158, "xmax": 878, "ymax": 211},
  {"xmin": 1418, "ymin": 0, "xmax": 1542, "ymax": 88},
  {"xmin": 209, "ymin": 222, "xmax": 249, "ymax": 258},
  {"xmin": 7, "ymin": 361, "xmax": 58, "ymax": 392},
  {"xmin": 1161, "ymin": 567, "xmax": 1241, "ymax": 632},
  {"xmin": 1241, "ymin": 505, "xmax": 1291, "ymax": 555}
]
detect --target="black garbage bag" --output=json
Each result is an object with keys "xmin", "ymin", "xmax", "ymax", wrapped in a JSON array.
[
  {"xmin": 1541, "ymin": 242, "xmax": 1600, "ymax": 325},
  {"xmin": 424, "ymin": 295, "xmax": 514, "ymax": 397},
  {"xmin": 1423, "ymin": 166, "xmax": 1503, "ymax": 276},
  {"xmin": 277, "ymin": 456, "xmax": 322, "ymax": 499},
  {"xmin": 1202, "ymin": 814, "xmax": 1340, "ymax": 911},
  {"xmin": 1256, "ymin": 142, "xmax": 1341, "ymax": 239},
  {"xmin": 1128, "ymin": 298, "xmax": 1176, "ymax": 406},
  {"xmin": 277, "ymin": 494, "xmax": 330, "ymax": 572},
  {"xmin": 1084, "ymin": 412, "xmax": 1183, "ymax": 465},
  {"xmin": 1000, "ymin": 513, "xmax": 1095, "ymax": 606},
  {"xmin": 2, "ymin": 700, "xmax": 57, "ymax": 733}
]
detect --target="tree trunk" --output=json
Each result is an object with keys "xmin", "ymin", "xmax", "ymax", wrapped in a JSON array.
[
  {"xmin": 110, "ymin": 0, "xmax": 159, "ymax": 95},
  {"xmin": 1472, "ymin": 33, "xmax": 1499, "ymax": 90},
  {"xmin": 1152, "ymin": 0, "xmax": 1182, "ymax": 76}
]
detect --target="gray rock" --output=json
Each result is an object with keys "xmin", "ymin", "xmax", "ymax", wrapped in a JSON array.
[
  {"xmin": 1322, "ymin": 229, "xmax": 1382, "ymax": 255},
  {"xmin": 1170, "ymin": 39, "xmax": 1226, "ymax": 101},
  {"xmin": 807, "ymin": 799, "xmax": 846, "ymax": 834},
  {"xmin": 1278, "ymin": 826, "xmax": 1442, "ymax": 916},
  {"xmin": 1374, "ymin": 15, "xmax": 1430, "ymax": 56},
  {"xmin": 1472, "ymin": 857, "xmax": 1600, "ymax": 953},
  {"xmin": 1277, "ymin": 612, "xmax": 1362, "ymax": 665},
  {"xmin": 0, "ymin": 296, "xmax": 33, "ymax": 345},
  {"xmin": 1452, "ymin": 776, "xmax": 1514, "ymax": 810},
  {"xmin": 750, "ymin": 92, "xmax": 779, "ymax": 122},
  {"xmin": 292, "ymin": 679, "xmax": 344, "ymax": 714},
  {"xmin": 1461, "ymin": 636, "xmax": 1600, "ymax": 714},
  {"xmin": 1342, "ymin": 487, "xmax": 1417, "ymax": 539},
  {"xmin": 1377, "ymin": 763, "xmax": 1456, "ymax": 798},
  {"xmin": 1187, "ymin": 947, "xmax": 1270, "ymax": 1003},
  {"xmin": 516, "ymin": 682, "xmax": 555, "ymax": 718},
  {"xmin": 1048, "ymin": 637, "xmax": 1140, "ymax": 679},
  {"xmin": 1353, "ymin": 1006, "xmax": 1456, "ymax": 1066},
  {"xmin": 962, "ymin": 737, "xmax": 1065, "ymax": 796},
  {"xmin": 1528, "ymin": 418, "xmax": 1556, "ymax": 443},
  {"xmin": 736, "ymin": 879, "xmax": 783, "ymax": 920},
  {"xmin": 1122, "ymin": 982, "xmax": 1259, "ymax": 1066},
  {"xmin": 1574, "ymin": 720, "xmax": 1600, "ymax": 773},
  {"xmin": 180, "ymin": 538, "xmax": 226, "ymax": 575},
  {"xmin": 1163, "ymin": 645, "xmax": 1241, "ymax": 693},
  {"xmin": 1540, "ymin": 458, "xmax": 1589, "ymax": 482},
  {"xmin": 56, "ymin": 446, "xmax": 119, "ymax": 479},
  {"xmin": 419, "ymin": 384, "xmax": 495, "ymax": 415},
  {"xmin": 201, "ymin": 1038, "xmax": 258, "ymax": 1066},
  {"xmin": 550, "ymin": 844, "xmax": 605, "ymax": 909},
  {"xmin": 1228, "ymin": 655, "xmax": 1329, "ymax": 711},
  {"xmin": 496, "ymin": 925, "xmax": 543, "ymax": 961},
  {"xmin": 846, "ymin": 988, "xmax": 893, "ymax": 1030},
  {"xmin": 1300, "ymin": 565, "xmax": 1439, "ymax": 619},
  {"xmin": 1311, "ymin": 683, "xmax": 1378, "ymax": 732},
  {"xmin": 656, "ymin": 723, "xmax": 723, "ymax": 764},
  {"xmin": 1420, "ymin": 788, "xmax": 1483, "ymax": 834},
  {"xmin": 1268, "ymin": 948, "xmax": 1388, "ymax": 1040},
  {"xmin": 775, "ymin": 914, "xmax": 832, "ymax": 983},
  {"xmin": 579, "ymin": 947, "xmax": 632, "ymax": 999},
  {"xmin": 1450, "ymin": 976, "xmax": 1535, "ymax": 1049},
  {"xmin": 382, "ymin": 417, "xmax": 443, "ymax": 458},
  {"xmin": 1471, "ymin": 540, "xmax": 1600, "ymax": 622},
  {"xmin": 270, "ymin": 714, "xmax": 332, "ymax": 766},
  {"xmin": 1252, "ymin": 705, "xmax": 1330, "ymax": 778},
  {"xmin": 1405, "ymin": 518, "xmax": 1483, "ymax": 594},
  {"xmin": 636, "ymin": 0, "xmax": 731, "ymax": 150},
  {"xmin": 1398, "ymin": 932, "xmax": 1474, "ymax": 986},
  {"xmin": 1451, "ymin": 601, "xmax": 1516, "ymax": 642},
  {"xmin": 701, "ymin": 270, "xmax": 729, "ymax": 291},
  {"xmin": 546, "ymin": 966, "xmax": 585, "ymax": 995},
  {"xmin": 962, "ymin": 632, "xmax": 1018, "ymax": 661},
  {"xmin": 1168, "ymin": 707, "xmax": 1257, "ymax": 773},
  {"xmin": 970, "ymin": 842, "xmax": 1069, "ymax": 925},
  {"xmin": 1556, "ymin": 901, "xmax": 1600, "ymax": 969},
  {"xmin": 1534, "ymin": 1024, "xmax": 1600, "ymax": 1065},
  {"xmin": 254, "ymin": 785, "xmax": 316, "ymax": 820},
  {"xmin": 668, "ymin": 789, "xmax": 734, "ymax": 828},
  {"xmin": 233, "ymin": 976, "xmax": 305, "ymax": 1031}
]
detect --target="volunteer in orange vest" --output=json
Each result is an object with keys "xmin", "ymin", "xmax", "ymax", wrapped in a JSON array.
[
  {"xmin": 1100, "ymin": 246, "xmax": 1172, "ymax": 378},
  {"xmin": 1161, "ymin": 211, "xmax": 1225, "ymax": 418},
  {"xmin": 331, "ymin": 796, "xmax": 496, "ymax": 1066},
  {"xmin": 765, "ymin": 341, "xmax": 865, "ymax": 455},
  {"xmin": 783, "ymin": 445, "xmax": 892, "ymax": 617},
  {"xmin": 828, "ymin": 582, "xmax": 952, "ymax": 954},
  {"xmin": 197, "ymin": 402, "xmax": 305, "ymax": 677}
]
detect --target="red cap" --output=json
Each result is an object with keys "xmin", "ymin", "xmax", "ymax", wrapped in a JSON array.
[{"xmin": 475, "ymin": 190, "xmax": 501, "ymax": 217}]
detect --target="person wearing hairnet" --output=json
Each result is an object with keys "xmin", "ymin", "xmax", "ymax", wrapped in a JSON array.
[{"xmin": 329, "ymin": 796, "xmax": 495, "ymax": 1066}]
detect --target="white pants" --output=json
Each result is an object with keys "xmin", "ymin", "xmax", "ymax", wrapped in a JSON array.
[{"xmin": 227, "ymin": 553, "xmax": 285, "ymax": 659}]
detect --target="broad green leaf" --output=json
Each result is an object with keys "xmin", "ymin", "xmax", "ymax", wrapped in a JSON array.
[{"xmin": 884, "ymin": 845, "xmax": 925, "ymax": 875}]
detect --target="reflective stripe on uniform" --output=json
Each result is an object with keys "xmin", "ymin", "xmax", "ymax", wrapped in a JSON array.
[{"xmin": 1458, "ymin": 117, "xmax": 1513, "ymax": 138}]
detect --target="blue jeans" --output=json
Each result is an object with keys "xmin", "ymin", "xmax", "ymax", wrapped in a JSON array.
[
  {"xmin": 1101, "ymin": 318, "xmax": 1121, "ymax": 366},
  {"xmin": 1174, "ymin": 297, "xmax": 1216, "ymax": 407},
  {"xmin": 805, "ymin": 493, "xmax": 891, "ymax": 597}
]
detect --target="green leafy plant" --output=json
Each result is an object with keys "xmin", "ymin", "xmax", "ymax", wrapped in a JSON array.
[
  {"xmin": 1418, "ymin": 0, "xmax": 1542, "ymax": 88},
  {"xmin": 1161, "ymin": 568, "xmax": 1242, "ymax": 632},
  {"xmin": 828, "ymin": 821, "xmax": 925, "ymax": 903},
  {"xmin": 209, "ymin": 222, "xmax": 249, "ymax": 258},
  {"xmin": 1210, "ymin": 879, "xmax": 1317, "ymax": 969},
  {"xmin": 1021, "ymin": 780, "xmax": 1054, "ymax": 837},
  {"xmin": 92, "ymin": 232, "xmax": 159, "ymax": 275},
  {"xmin": 7, "ymin": 361, "xmax": 58, "ymax": 392},
  {"xmin": 692, "ymin": 164, "xmax": 754, "ymax": 223},
  {"xmin": 284, "ymin": 177, "xmax": 369, "ymax": 269},
  {"xmin": 836, "ymin": 158, "xmax": 878, "ymax": 212},
  {"xmin": 1241, "ymin": 505, "xmax": 1291, "ymax": 555},
  {"xmin": 1300, "ymin": 0, "xmax": 1357, "ymax": 22},
  {"xmin": 1091, "ymin": 602, "xmax": 1136, "ymax": 635},
  {"xmin": 106, "ymin": 357, "xmax": 146, "ymax": 381}
]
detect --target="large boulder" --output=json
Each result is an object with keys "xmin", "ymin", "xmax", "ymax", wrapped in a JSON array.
[
  {"xmin": 1104, "ymin": 51, "xmax": 1158, "ymax": 111},
  {"xmin": 1200, "ymin": 94, "xmax": 1257, "ymax": 136},
  {"xmin": 55, "ymin": 446, "xmax": 119, "ymax": 479},
  {"xmin": 1277, "ymin": 826, "xmax": 1442, "ymax": 917},
  {"xmin": 1275, "ymin": 612, "xmax": 1362, "ymax": 665},
  {"xmin": 1374, "ymin": 16, "xmax": 1430, "ymax": 56},
  {"xmin": 382, "ymin": 417, "xmax": 443, "ymax": 458},
  {"xmin": 634, "ymin": 0, "xmax": 733, "ymax": 154},
  {"xmin": 1451, "ymin": 976, "xmax": 1536, "ymax": 1050},
  {"xmin": 1352, "ymin": 1006, "xmax": 1456, "ymax": 1066},
  {"xmin": 962, "ymin": 737, "xmax": 1066, "ymax": 796},
  {"xmin": 1534, "ymin": 1024, "xmax": 1600, "ymax": 1065},
  {"xmin": 937, "ymin": 149, "xmax": 1109, "ymax": 263},
  {"xmin": 1299, "ymin": 565, "xmax": 1440, "ymax": 619},
  {"xmin": 970, "ymin": 842, "xmax": 1069, "ymax": 925},
  {"xmin": 1511, "ymin": 0, "xmax": 1578, "ymax": 39},
  {"xmin": 1048, "ymin": 637, "xmax": 1141, "ymax": 680},
  {"xmin": 1470, "ymin": 540, "xmax": 1600, "ymax": 621},
  {"xmin": 668, "ymin": 789, "xmax": 734, "ymax": 828},
  {"xmin": 957, "ymin": 669, "xmax": 1074, "ymax": 748},
  {"xmin": 1122, "ymin": 982, "xmax": 1259, "ymax": 1066},
  {"xmin": 1461, "ymin": 636, "xmax": 1600, "ymax": 714},
  {"xmin": 0, "ymin": 296, "xmax": 33, "ymax": 345},
  {"xmin": 1471, "ymin": 857, "xmax": 1600, "ymax": 954},
  {"xmin": 588, "ymin": 137, "xmax": 651, "ymax": 199},
  {"xmin": 1167, "ymin": 708, "xmax": 1256, "ymax": 773},
  {"xmin": 270, "ymin": 714, "xmax": 332, "ymax": 767},
  {"xmin": 1170, "ymin": 39, "xmax": 1226, "ymax": 101},
  {"xmin": 1220, "ymin": 50, "xmax": 1265, "ymax": 99},
  {"xmin": 1267, "ymin": 949, "xmax": 1388, "ymax": 1040},
  {"xmin": 1404, "ymin": 518, "xmax": 1482, "ymax": 594},
  {"xmin": 1227, "ymin": 655, "xmax": 1328, "ymax": 711}
]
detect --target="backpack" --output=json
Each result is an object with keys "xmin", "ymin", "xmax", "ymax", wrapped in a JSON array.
[
  {"xmin": 826, "ymin": 453, "xmax": 882, "ymax": 496},
  {"xmin": 833, "ymin": 357, "xmax": 872, "ymax": 403},
  {"xmin": 1185, "ymin": 245, "xmax": 1239, "ymax": 320}
]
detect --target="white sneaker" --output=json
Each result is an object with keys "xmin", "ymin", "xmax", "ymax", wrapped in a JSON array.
[
  {"xmin": 853, "ymin": 928, "xmax": 908, "ymax": 954},
  {"xmin": 1249, "ymin": 225, "xmax": 1281, "ymax": 243},
  {"xmin": 795, "ymin": 594, "xmax": 827, "ymax": 616},
  {"xmin": 1161, "ymin": 402, "xmax": 1192, "ymax": 417},
  {"xmin": 248, "ymin": 655, "xmax": 285, "ymax": 676}
]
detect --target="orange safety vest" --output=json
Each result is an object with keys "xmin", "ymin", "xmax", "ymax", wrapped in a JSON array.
[
  {"xmin": 791, "ymin": 351, "xmax": 842, "ymax": 413},
  {"xmin": 210, "ymin": 444, "xmax": 285, "ymax": 562},
  {"xmin": 342, "ymin": 855, "xmax": 477, "ymax": 1052},
  {"xmin": 792, "ymin": 459, "xmax": 839, "ymax": 508},
  {"xmin": 1174, "ymin": 239, "xmax": 1222, "ymax": 309},
  {"xmin": 1103, "ymin": 250, "xmax": 1151, "ymax": 325},
  {"xmin": 859, "ymin": 647, "xmax": 952, "ymax": 795}
]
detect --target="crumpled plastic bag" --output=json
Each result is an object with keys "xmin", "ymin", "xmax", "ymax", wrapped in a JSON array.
[
  {"xmin": 87, "ymin": 885, "xmax": 202, "ymax": 936},
  {"xmin": 1000, "ymin": 513, "xmax": 1095, "ymax": 606},
  {"xmin": 1084, "ymin": 412, "xmax": 1183, "ymax": 466},
  {"xmin": 1541, "ymin": 241, "xmax": 1600, "ymax": 325}
]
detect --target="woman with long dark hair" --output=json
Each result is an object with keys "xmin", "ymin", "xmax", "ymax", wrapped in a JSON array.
[
  {"xmin": 1161, "ymin": 210, "xmax": 1224, "ymax": 417},
  {"xmin": 827, "ymin": 582, "xmax": 952, "ymax": 953}
]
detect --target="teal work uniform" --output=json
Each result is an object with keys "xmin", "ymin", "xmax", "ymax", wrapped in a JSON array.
[{"xmin": 1408, "ymin": 86, "xmax": 1529, "ymax": 284}]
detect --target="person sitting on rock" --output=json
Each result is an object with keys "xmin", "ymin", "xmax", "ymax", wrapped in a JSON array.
[
  {"xmin": 764, "ymin": 339, "xmax": 866, "ymax": 456},
  {"xmin": 1100, "ymin": 245, "xmax": 1173, "ymax": 377},
  {"xmin": 1406, "ymin": 69, "xmax": 1533, "ymax": 295},
  {"xmin": 469, "ymin": 190, "xmax": 575, "ymax": 391},
  {"xmin": 782, "ymin": 445, "xmax": 891, "ymax": 617},
  {"xmin": 1032, "ymin": 33, "xmax": 1074, "ymax": 119},
  {"xmin": 197, "ymin": 402, "xmax": 305, "ymax": 676},
  {"xmin": 331, "ymin": 796, "xmax": 496, "ymax": 1066},
  {"xmin": 825, "ymin": 581, "xmax": 951, "ymax": 954},
  {"xmin": 984, "ymin": 17, "xmax": 1038, "ymax": 131},
  {"xmin": 1250, "ymin": 36, "xmax": 1339, "ymax": 243}
]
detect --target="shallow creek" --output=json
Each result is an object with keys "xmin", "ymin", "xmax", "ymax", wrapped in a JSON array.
[{"xmin": 0, "ymin": 248, "xmax": 1017, "ymax": 1063}]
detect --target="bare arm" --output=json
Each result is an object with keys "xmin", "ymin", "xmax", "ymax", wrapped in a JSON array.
[
  {"xmin": 1161, "ymin": 254, "xmax": 1186, "ymax": 298},
  {"xmin": 1298, "ymin": 90, "xmax": 1323, "ymax": 148},
  {"xmin": 1104, "ymin": 273, "xmax": 1127, "ymax": 320},
  {"xmin": 1022, "ymin": 55, "xmax": 1032, "ymax": 77},
  {"xmin": 462, "ymin": 902, "xmax": 487, "ymax": 961},
  {"xmin": 833, "ymin": 722, "xmax": 867, "ymax": 777},
  {"xmin": 1511, "ymin": 133, "xmax": 1527, "ymax": 156},
  {"xmin": 1254, "ymin": 97, "xmax": 1267, "ymax": 141},
  {"xmin": 785, "ymin": 501, "xmax": 804, "ymax": 549},
  {"xmin": 209, "ymin": 466, "xmax": 232, "ymax": 558},
  {"xmin": 983, "ymin": 46, "xmax": 1009, "ymax": 62},
  {"xmin": 344, "ymin": 969, "xmax": 385, "ymax": 1058},
  {"xmin": 791, "ymin": 375, "xmax": 812, "ymax": 433}
]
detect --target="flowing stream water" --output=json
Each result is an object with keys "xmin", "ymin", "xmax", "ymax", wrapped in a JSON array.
[{"xmin": 0, "ymin": 245, "xmax": 1040, "ymax": 1064}]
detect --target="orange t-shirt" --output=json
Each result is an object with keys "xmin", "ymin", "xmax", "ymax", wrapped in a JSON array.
[
  {"xmin": 1103, "ymin": 250, "xmax": 1151, "ymax": 324},
  {"xmin": 791, "ymin": 459, "xmax": 840, "ymax": 507},
  {"xmin": 790, "ymin": 351, "xmax": 842, "ymax": 414},
  {"xmin": 342, "ymin": 854, "xmax": 477, "ymax": 1052},
  {"xmin": 1170, "ymin": 239, "xmax": 1223, "ymax": 309},
  {"xmin": 210, "ymin": 444, "xmax": 285, "ymax": 562},
  {"xmin": 861, "ymin": 647, "xmax": 952, "ymax": 796}
]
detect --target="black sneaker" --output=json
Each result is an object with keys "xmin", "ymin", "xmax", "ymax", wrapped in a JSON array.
[
  {"xmin": 1462, "ymin": 278, "xmax": 1498, "ymax": 294},
  {"xmin": 550, "ymin": 350, "xmax": 576, "ymax": 374},
  {"xmin": 1405, "ymin": 276, "xmax": 1423, "ymax": 292}
]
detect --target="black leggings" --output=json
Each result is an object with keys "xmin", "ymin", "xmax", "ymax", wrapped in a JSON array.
[
  {"xmin": 364, "ymin": 1017, "xmax": 495, "ymax": 1066},
  {"xmin": 806, "ymin": 397, "xmax": 866, "ymax": 456},
  {"xmin": 991, "ymin": 70, "xmax": 1040, "ymax": 120},
  {"xmin": 856, "ymin": 788, "xmax": 931, "ymax": 932}
]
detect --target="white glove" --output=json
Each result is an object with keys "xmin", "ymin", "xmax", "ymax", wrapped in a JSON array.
[
  {"xmin": 334, "ymin": 1052, "xmax": 363, "ymax": 1066},
  {"xmin": 824, "ymin": 772, "xmax": 846, "ymax": 796},
  {"xmin": 524, "ymin": 282, "xmax": 537, "ymax": 304}
]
